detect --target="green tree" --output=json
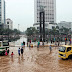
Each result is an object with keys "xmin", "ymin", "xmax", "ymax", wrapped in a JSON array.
[{"xmin": 25, "ymin": 27, "xmax": 38, "ymax": 36}]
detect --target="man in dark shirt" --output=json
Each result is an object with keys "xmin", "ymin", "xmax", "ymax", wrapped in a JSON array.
[
  {"xmin": 21, "ymin": 47, "xmax": 24, "ymax": 56},
  {"xmin": 23, "ymin": 41, "xmax": 25, "ymax": 47}
]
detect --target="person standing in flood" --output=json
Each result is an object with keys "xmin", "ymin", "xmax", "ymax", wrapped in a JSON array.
[
  {"xmin": 65, "ymin": 38, "xmax": 66, "ymax": 45},
  {"xmin": 18, "ymin": 48, "xmax": 20, "ymax": 56},
  {"xmin": 49, "ymin": 45, "xmax": 52, "ymax": 53},
  {"xmin": 69, "ymin": 39, "xmax": 71, "ymax": 45},
  {"xmin": 58, "ymin": 41, "xmax": 60, "ymax": 46},
  {"xmin": 11, "ymin": 52, "xmax": 14, "ymax": 58},
  {"xmin": 51, "ymin": 39, "xmax": 52, "ymax": 44},
  {"xmin": 29, "ymin": 40, "xmax": 31, "ymax": 49},
  {"xmin": 7, "ymin": 49, "xmax": 9, "ymax": 55},
  {"xmin": 5, "ymin": 48, "xmax": 8, "ymax": 56},
  {"xmin": 54, "ymin": 37, "xmax": 55, "ymax": 43},
  {"xmin": 37, "ymin": 41, "xmax": 40, "ymax": 48},
  {"xmin": 30, "ymin": 40, "xmax": 31, "ymax": 43},
  {"xmin": 27, "ymin": 42, "xmax": 28, "ymax": 47},
  {"xmin": 21, "ymin": 47, "xmax": 24, "ymax": 56},
  {"xmin": 23, "ymin": 41, "xmax": 25, "ymax": 47}
]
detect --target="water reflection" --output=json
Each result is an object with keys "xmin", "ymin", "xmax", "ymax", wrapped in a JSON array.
[
  {"xmin": 21, "ymin": 56, "xmax": 24, "ymax": 62},
  {"xmin": 18, "ymin": 57, "xmax": 20, "ymax": 64},
  {"xmin": 11, "ymin": 57, "xmax": 14, "ymax": 62}
]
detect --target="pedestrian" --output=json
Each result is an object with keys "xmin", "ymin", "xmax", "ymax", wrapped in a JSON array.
[
  {"xmin": 5, "ymin": 48, "xmax": 8, "ymax": 56},
  {"xmin": 27, "ymin": 42, "xmax": 28, "ymax": 47},
  {"xmin": 51, "ymin": 39, "xmax": 52, "ymax": 44},
  {"xmin": 49, "ymin": 45, "xmax": 52, "ymax": 53},
  {"xmin": 65, "ymin": 38, "xmax": 66, "ymax": 45},
  {"xmin": 58, "ymin": 41, "xmax": 59, "ymax": 46},
  {"xmin": 29, "ymin": 42, "xmax": 31, "ymax": 48},
  {"xmin": 40, "ymin": 41, "xmax": 42, "ymax": 47},
  {"xmin": 11, "ymin": 52, "xmax": 14, "ymax": 58},
  {"xmin": 54, "ymin": 37, "xmax": 55, "ymax": 42},
  {"xmin": 21, "ymin": 47, "xmax": 24, "ymax": 56},
  {"xmin": 23, "ymin": 41, "xmax": 25, "ymax": 47},
  {"xmin": 18, "ymin": 48, "xmax": 20, "ymax": 56},
  {"xmin": 42, "ymin": 41, "xmax": 44, "ymax": 46},
  {"xmin": 7, "ymin": 49, "xmax": 9, "ymax": 55},
  {"xmin": 69, "ymin": 39, "xmax": 71, "ymax": 45},
  {"xmin": 21, "ymin": 43, "xmax": 24, "ymax": 47},
  {"xmin": 37, "ymin": 41, "xmax": 40, "ymax": 48},
  {"xmin": 30, "ymin": 40, "xmax": 31, "ymax": 43}
]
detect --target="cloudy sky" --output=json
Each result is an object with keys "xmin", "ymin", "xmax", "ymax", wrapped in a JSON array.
[{"xmin": 5, "ymin": 0, "xmax": 72, "ymax": 31}]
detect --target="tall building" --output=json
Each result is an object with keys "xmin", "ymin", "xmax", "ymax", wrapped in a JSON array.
[
  {"xmin": 34, "ymin": 0, "xmax": 56, "ymax": 23},
  {"xmin": 0, "ymin": 0, "xmax": 6, "ymax": 26},
  {"xmin": 4, "ymin": 0, "xmax": 6, "ymax": 25}
]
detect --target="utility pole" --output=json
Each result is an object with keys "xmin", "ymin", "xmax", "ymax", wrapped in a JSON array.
[{"xmin": 18, "ymin": 24, "xmax": 20, "ymax": 30}]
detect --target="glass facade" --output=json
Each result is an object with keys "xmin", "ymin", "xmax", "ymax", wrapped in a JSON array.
[
  {"xmin": 0, "ymin": 0, "xmax": 1, "ymax": 24},
  {"xmin": 0, "ymin": 0, "xmax": 5, "ymax": 25},
  {"xmin": 4, "ymin": 1, "xmax": 5, "ymax": 24},
  {"xmin": 34, "ymin": 0, "xmax": 56, "ymax": 23}
]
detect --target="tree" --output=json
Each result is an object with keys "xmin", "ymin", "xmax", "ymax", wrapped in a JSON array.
[{"xmin": 25, "ymin": 27, "xmax": 38, "ymax": 36}]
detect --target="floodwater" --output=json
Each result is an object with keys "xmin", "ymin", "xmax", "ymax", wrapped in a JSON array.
[{"xmin": 0, "ymin": 46, "xmax": 72, "ymax": 72}]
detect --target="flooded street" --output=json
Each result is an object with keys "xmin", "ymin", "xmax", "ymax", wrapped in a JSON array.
[
  {"xmin": 0, "ymin": 46, "xmax": 72, "ymax": 72},
  {"xmin": 0, "ymin": 37, "xmax": 72, "ymax": 72}
]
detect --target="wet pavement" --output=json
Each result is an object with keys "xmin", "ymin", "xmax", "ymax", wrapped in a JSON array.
[{"xmin": 0, "ymin": 46, "xmax": 72, "ymax": 72}]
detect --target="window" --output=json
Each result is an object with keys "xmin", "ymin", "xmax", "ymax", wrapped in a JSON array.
[
  {"xmin": 37, "ymin": 27, "xmax": 39, "ymax": 29},
  {"xmin": 52, "ymin": 26, "xmax": 55, "ymax": 29},
  {"xmin": 7, "ymin": 22, "xmax": 9, "ymax": 24},
  {"xmin": 67, "ymin": 47, "xmax": 71, "ymax": 52}
]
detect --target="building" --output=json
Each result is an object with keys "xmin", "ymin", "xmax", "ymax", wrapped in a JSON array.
[
  {"xmin": 3, "ymin": 0, "xmax": 6, "ymax": 29},
  {"xmin": 58, "ymin": 21, "xmax": 72, "ymax": 30},
  {"xmin": 33, "ymin": 23, "xmax": 57, "ymax": 30},
  {"xmin": 0, "ymin": 0, "xmax": 6, "ymax": 26},
  {"xmin": 34, "ymin": 0, "xmax": 56, "ymax": 23},
  {"xmin": 34, "ymin": 0, "xmax": 56, "ymax": 30},
  {"xmin": 6, "ymin": 18, "xmax": 13, "ymax": 30}
]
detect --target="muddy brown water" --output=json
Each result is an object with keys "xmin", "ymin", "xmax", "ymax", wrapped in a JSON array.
[{"xmin": 0, "ymin": 47, "xmax": 72, "ymax": 72}]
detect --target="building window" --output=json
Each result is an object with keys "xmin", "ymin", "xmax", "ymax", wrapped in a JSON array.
[
  {"xmin": 7, "ymin": 22, "xmax": 9, "ymax": 24},
  {"xmin": 52, "ymin": 26, "xmax": 55, "ymax": 29},
  {"xmin": 37, "ymin": 27, "xmax": 39, "ymax": 29}
]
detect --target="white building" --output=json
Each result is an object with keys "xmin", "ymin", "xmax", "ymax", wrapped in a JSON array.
[
  {"xmin": 6, "ymin": 18, "xmax": 13, "ymax": 30},
  {"xmin": 33, "ymin": 22, "xmax": 57, "ymax": 30},
  {"xmin": 34, "ymin": 0, "xmax": 56, "ymax": 23},
  {"xmin": 58, "ymin": 21, "xmax": 72, "ymax": 30}
]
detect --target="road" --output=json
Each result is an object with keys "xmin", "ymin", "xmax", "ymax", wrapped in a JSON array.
[
  {"xmin": 0, "ymin": 37, "xmax": 72, "ymax": 72},
  {"xmin": 0, "ymin": 46, "xmax": 72, "ymax": 72}
]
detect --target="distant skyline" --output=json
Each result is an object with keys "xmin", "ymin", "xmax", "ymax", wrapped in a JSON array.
[{"xmin": 6, "ymin": 0, "xmax": 72, "ymax": 31}]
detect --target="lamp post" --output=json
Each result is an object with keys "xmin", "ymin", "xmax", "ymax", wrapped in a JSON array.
[{"xmin": 18, "ymin": 24, "xmax": 20, "ymax": 30}]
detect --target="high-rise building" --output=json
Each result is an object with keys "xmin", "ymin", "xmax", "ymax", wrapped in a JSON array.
[
  {"xmin": 0, "ymin": 0, "xmax": 6, "ymax": 26},
  {"xmin": 34, "ymin": 0, "xmax": 56, "ymax": 23},
  {"xmin": 4, "ymin": 0, "xmax": 6, "ymax": 25}
]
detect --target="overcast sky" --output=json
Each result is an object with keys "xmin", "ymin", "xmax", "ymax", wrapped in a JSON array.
[{"xmin": 5, "ymin": 0, "xmax": 72, "ymax": 31}]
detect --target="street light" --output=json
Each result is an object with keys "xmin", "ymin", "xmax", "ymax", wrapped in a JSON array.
[{"xmin": 18, "ymin": 24, "xmax": 20, "ymax": 30}]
